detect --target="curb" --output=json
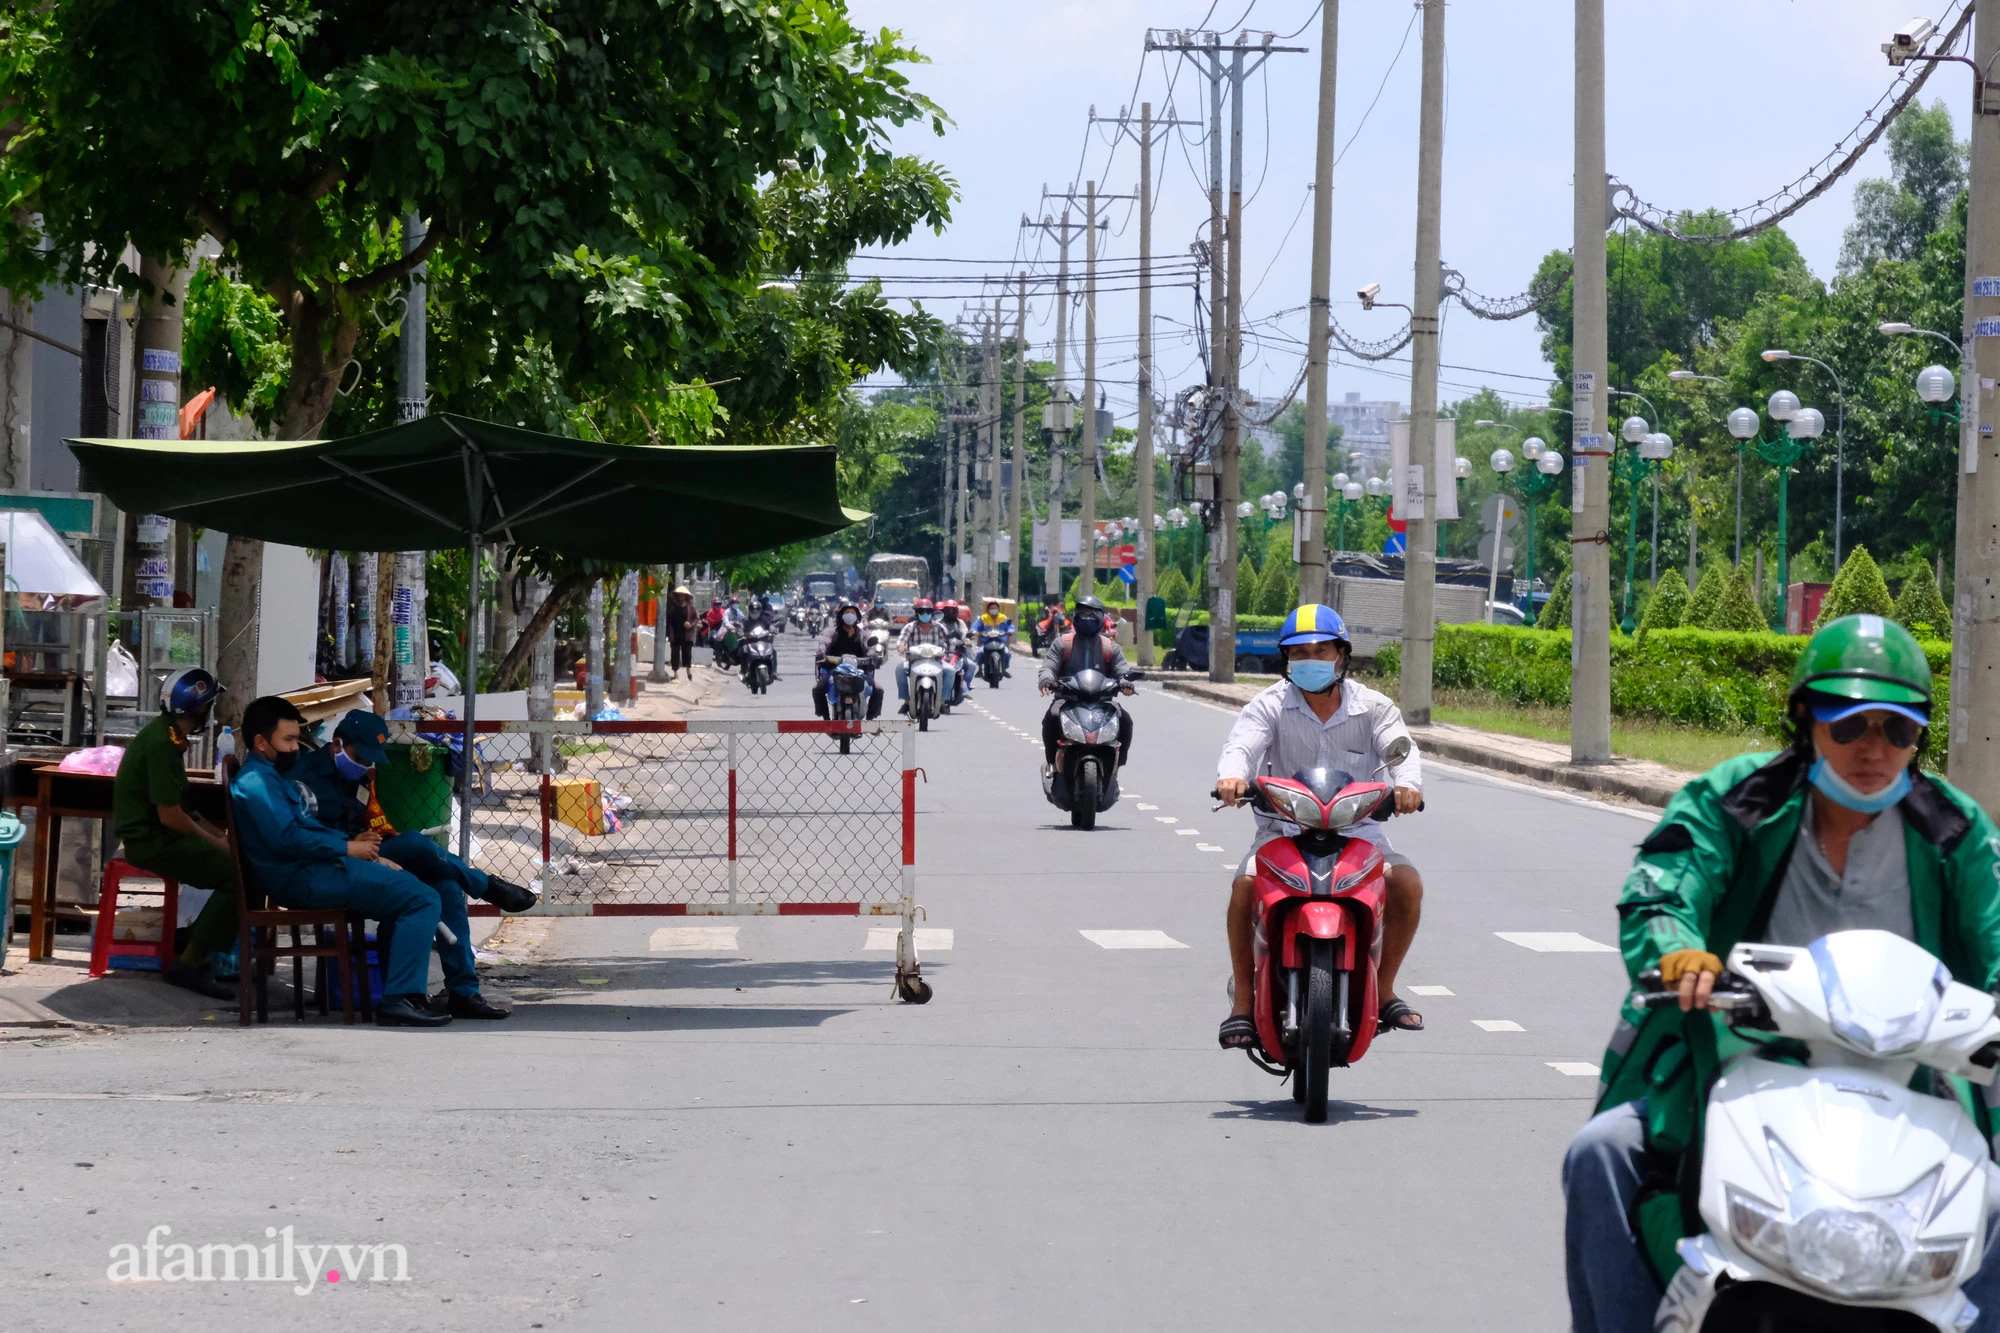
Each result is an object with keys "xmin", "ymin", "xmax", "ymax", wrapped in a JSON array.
[{"xmin": 1157, "ymin": 677, "xmax": 1684, "ymax": 810}]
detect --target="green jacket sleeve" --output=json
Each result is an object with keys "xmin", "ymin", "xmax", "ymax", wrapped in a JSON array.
[
  {"xmin": 1617, "ymin": 770, "xmax": 1746, "ymax": 983},
  {"xmin": 1945, "ymin": 794, "xmax": 2000, "ymax": 993}
]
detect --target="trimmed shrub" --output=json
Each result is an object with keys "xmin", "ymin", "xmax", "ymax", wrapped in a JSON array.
[
  {"xmin": 1540, "ymin": 568, "xmax": 1573, "ymax": 629},
  {"xmin": 1814, "ymin": 544, "xmax": 1895, "ymax": 628},
  {"xmin": 1683, "ymin": 563, "xmax": 1729, "ymax": 629},
  {"xmin": 1895, "ymin": 562, "xmax": 1952, "ymax": 640},
  {"xmin": 1711, "ymin": 569, "xmax": 1768, "ymax": 633},
  {"xmin": 1635, "ymin": 568, "xmax": 1691, "ymax": 643},
  {"xmin": 1235, "ymin": 554, "xmax": 1258, "ymax": 611},
  {"xmin": 1256, "ymin": 556, "xmax": 1296, "ymax": 616},
  {"xmin": 1156, "ymin": 565, "xmax": 1190, "ymax": 611}
]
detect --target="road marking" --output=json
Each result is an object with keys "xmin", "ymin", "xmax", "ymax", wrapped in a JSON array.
[
  {"xmin": 1080, "ymin": 929, "xmax": 1188, "ymax": 950},
  {"xmin": 864, "ymin": 927, "xmax": 954, "ymax": 951},
  {"xmin": 1153, "ymin": 816, "xmax": 1178, "ymax": 825},
  {"xmin": 1547, "ymin": 1062, "xmax": 1601, "ymax": 1077},
  {"xmin": 1174, "ymin": 828, "xmax": 1201, "ymax": 836},
  {"xmin": 1408, "ymin": 985, "xmax": 1454, "ymax": 997},
  {"xmin": 1472, "ymin": 1019, "xmax": 1525, "ymax": 1033},
  {"xmin": 650, "ymin": 926, "xmax": 739, "ymax": 951},
  {"xmin": 1136, "ymin": 803, "xmax": 1159, "ymax": 810},
  {"xmin": 1196, "ymin": 843, "xmax": 1226, "ymax": 852},
  {"xmin": 1495, "ymin": 931, "xmax": 1617, "ymax": 953}
]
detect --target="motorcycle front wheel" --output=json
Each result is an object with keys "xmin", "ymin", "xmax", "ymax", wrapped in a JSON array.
[
  {"xmin": 1300, "ymin": 938, "xmax": 1336, "ymax": 1124},
  {"xmin": 1071, "ymin": 759, "xmax": 1099, "ymax": 830}
]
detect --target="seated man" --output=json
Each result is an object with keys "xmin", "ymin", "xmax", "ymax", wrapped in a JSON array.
[
  {"xmin": 812, "ymin": 602, "xmax": 885, "ymax": 719},
  {"xmin": 230, "ymin": 695, "xmax": 452, "ymax": 1028},
  {"xmin": 294, "ymin": 710, "xmax": 535, "ymax": 1020},
  {"xmin": 1036, "ymin": 595, "xmax": 1135, "ymax": 767},
  {"xmin": 1562, "ymin": 615, "xmax": 2000, "ymax": 1331},
  {"xmin": 894, "ymin": 599, "xmax": 960, "ymax": 712},
  {"xmin": 977, "ymin": 599, "xmax": 1014, "ymax": 676},
  {"xmin": 111, "ymin": 667, "xmax": 238, "ymax": 1001}
]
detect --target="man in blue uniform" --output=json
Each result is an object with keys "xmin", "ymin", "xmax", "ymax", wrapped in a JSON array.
[
  {"xmin": 293, "ymin": 710, "xmax": 534, "ymax": 1020},
  {"xmin": 231, "ymin": 696, "xmax": 453, "ymax": 1027}
]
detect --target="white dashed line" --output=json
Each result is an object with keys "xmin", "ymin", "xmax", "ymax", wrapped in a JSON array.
[
  {"xmin": 1547, "ymin": 1062, "xmax": 1601, "ymax": 1077},
  {"xmin": 1153, "ymin": 816, "xmax": 1179, "ymax": 825},
  {"xmin": 864, "ymin": 927, "xmax": 954, "ymax": 951},
  {"xmin": 1472, "ymin": 1020, "xmax": 1526, "ymax": 1033},
  {"xmin": 1495, "ymin": 931, "xmax": 1617, "ymax": 953},
  {"xmin": 1080, "ymin": 930, "xmax": 1189, "ymax": 950},
  {"xmin": 650, "ymin": 926, "xmax": 740, "ymax": 952},
  {"xmin": 1174, "ymin": 828, "xmax": 1201, "ymax": 836},
  {"xmin": 1196, "ymin": 843, "xmax": 1226, "ymax": 852},
  {"xmin": 1136, "ymin": 803, "xmax": 1159, "ymax": 810},
  {"xmin": 1408, "ymin": 985, "xmax": 1454, "ymax": 997}
]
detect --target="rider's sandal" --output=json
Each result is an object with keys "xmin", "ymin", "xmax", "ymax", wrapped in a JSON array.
[
  {"xmin": 1378, "ymin": 998, "xmax": 1425, "ymax": 1032},
  {"xmin": 1218, "ymin": 1014, "xmax": 1259, "ymax": 1049}
]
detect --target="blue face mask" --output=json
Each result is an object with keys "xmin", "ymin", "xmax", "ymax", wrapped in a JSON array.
[
  {"xmin": 1808, "ymin": 757, "xmax": 1911, "ymax": 814},
  {"xmin": 1289, "ymin": 659, "xmax": 1343, "ymax": 694},
  {"xmin": 332, "ymin": 747, "xmax": 372, "ymax": 783},
  {"xmin": 917, "ymin": 613, "xmax": 932, "ymax": 623}
]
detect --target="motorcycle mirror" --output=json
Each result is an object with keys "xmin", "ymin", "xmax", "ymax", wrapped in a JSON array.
[{"xmin": 1382, "ymin": 736, "xmax": 1412, "ymax": 768}]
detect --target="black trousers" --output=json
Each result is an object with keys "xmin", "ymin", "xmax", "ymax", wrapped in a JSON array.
[
  {"xmin": 1042, "ymin": 702, "xmax": 1132, "ymax": 766},
  {"xmin": 670, "ymin": 637, "xmax": 693, "ymax": 671},
  {"xmin": 814, "ymin": 678, "xmax": 885, "ymax": 720}
]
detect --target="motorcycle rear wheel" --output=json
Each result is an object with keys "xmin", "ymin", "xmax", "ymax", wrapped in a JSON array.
[
  {"xmin": 1300, "ymin": 939, "xmax": 1336, "ymax": 1124},
  {"xmin": 1071, "ymin": 760, "xmax": 1100, "ymax": 830}
]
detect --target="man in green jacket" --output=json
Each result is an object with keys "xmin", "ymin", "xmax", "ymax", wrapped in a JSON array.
[{"xmin": 1563, "ymin": 615, "xmax": 2000, "ymax": 1333}]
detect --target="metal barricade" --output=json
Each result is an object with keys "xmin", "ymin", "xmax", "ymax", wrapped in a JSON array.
[{"xmin": 383, "ymin": 718, "xmax": 930, "ymax": 1000}]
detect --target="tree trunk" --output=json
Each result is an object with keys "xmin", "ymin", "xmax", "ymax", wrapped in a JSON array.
[
  {"xmin": 216, "ymin": 536, "xmax": 262, "ymax": 727},
  {"xmin": 371, "ymin": 552, "xmax": 393, "ymax": 713},
  {"xmin": 489, "ymin": 570, "xmax": 595, "ymax": 691}
]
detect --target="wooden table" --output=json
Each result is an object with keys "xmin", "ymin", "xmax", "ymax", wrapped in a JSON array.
[{"xmin": 7, "ymin": 762, "xmax": 226, "ymax": 962}]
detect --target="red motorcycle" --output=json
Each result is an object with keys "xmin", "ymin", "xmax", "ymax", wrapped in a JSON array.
[{"xmin": 1217, "ymin": 736, "xmax": 1416, "ymax": 1123}]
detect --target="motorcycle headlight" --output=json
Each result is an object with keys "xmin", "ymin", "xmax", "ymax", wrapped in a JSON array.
[
  {"xmin": 1324, "ymin": 788, "xmax": 1385, "ymax": 829},
  {"xmin": 1727, "ymin": 1137, "xmax": 1970, "ymax": 1299},
  {"xmin": 1060, "ymin": 711, "xmax": 1095, "ymax": 743},
  {"xmin": 1260, "ymin": 783, "xmax": 1328, "ymax": 830}
]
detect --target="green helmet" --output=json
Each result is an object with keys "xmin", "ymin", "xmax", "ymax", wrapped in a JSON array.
[{"xmin": 1790, "ymin": 614, "xmax": 1932, "ymax": 710}]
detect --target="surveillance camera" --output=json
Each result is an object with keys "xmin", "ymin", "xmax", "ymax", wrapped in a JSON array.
[
  {"xmin": 1883, "ymin": 17, "xmax": 1936, "ymax": 65},
  {"xmin": 1357, "ymin": 282, "xmax": 1381, "ymax": 309}
]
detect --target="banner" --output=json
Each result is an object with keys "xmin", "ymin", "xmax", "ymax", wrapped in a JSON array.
[{"xmin": 1031, "ymin": 520, "xmax": 1082, "ymax": 567}]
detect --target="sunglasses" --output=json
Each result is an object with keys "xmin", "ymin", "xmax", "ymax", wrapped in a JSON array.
[{"xmin": 1822, "ymin": 712, "xmax": 1924, "ymax": 749}]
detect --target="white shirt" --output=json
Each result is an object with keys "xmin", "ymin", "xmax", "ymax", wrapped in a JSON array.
[{"xmin": 1217, "ymin": 679, "xmax": 1422, "ymax": 848}]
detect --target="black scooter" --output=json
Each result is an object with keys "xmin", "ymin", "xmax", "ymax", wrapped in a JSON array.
[{"xmin": 1043, "ymin": 668, "xmax": 1139, "ymax": 830}]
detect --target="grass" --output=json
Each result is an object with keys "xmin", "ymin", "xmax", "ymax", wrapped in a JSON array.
[{"xmin": 1361, "ymin": 681, "xmax": 1776, "ymax": 774}]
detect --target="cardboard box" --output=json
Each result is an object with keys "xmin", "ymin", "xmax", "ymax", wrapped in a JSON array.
[{"xmin": 552, "ymin": 777, "xmax": 606, "ymax": 836}]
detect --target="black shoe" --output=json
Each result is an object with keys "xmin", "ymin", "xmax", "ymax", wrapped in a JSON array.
[
  {"xmin": 376, "ymin": 993, "xmax": 452, "ymax": 1027},
  {"xmin": 483, "ymin": 877, "xmax": 538, "ymax": 913},
  {"xmin": 163, "ymin": 961, "xmax": 234, "ymax": 1002},
  {"xmin": 441, "ymin": 990, "xmax": 511, "ymax": 1020}
]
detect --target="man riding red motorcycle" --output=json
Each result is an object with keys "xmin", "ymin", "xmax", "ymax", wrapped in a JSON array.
[{"xmin": 1214, "ymin": 604, "xmax": 1426, "ymax": 1048}]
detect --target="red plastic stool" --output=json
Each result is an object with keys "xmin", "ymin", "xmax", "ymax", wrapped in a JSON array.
[{"xmin": 88, "ymin": 860, "xmax": 180, "ymax": 977}]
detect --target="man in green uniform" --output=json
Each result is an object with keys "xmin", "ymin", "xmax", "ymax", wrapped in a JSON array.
[
  {"xmin": 1561, "ymin": 615, "xmax": 2000, "ymax": 1331},
  {"xmin": 110, "ymin": 667, "xmax": 236, "ymax": 1001}
]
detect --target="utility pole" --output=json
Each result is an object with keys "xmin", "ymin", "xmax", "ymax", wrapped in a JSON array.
[
  {"xmin": 392, "ymin": 212, "xmax": 431, "ymax": 714},
  {"xmin": 1024, "ymin": 205, "xmax": 1087, "ymax": 601},
  {"xmin": 1148, "ymin": 28, "xmax": 1306, "ymax": 682},
  {"xmin": 981, "ymin": 296, "xmax": 1003, "ymax": 604},
  {"xmin": 1952, "ymin": 2, "xmax": 2000, "ymax": 810},
  {"xmin": 1299, "ymin": 5, "xmax": 1339, "ymax": 606},
  {"xmin": 1401, "ymin": 0, "xmax": 1445, "ymax": 725},
  {"xmin": 1571, "ymin": 0, "xmax": 1613, "ymax": 764},
  {"xmin": 1012, "ymin": 274, "xmax": 1028, "ymax": 600},
  {"xmin": 1083, "ymin": 180, "xmax": 1099, "ymax": 600},
  {"xmin": 1093, "ymin": 103, "xmax": 1199, "ymax": 663}
]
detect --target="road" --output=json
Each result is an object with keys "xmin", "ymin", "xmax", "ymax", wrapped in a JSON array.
[{"xmin": 0, "ymin": 629, "xmax": 1654, "ymax": 1330}]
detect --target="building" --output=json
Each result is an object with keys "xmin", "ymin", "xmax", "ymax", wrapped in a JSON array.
[{"xmin": 1329, "ymin": 391, "xmax": 1401, "ymax": 472}]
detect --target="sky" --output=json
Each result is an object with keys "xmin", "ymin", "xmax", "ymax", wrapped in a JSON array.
[{"xmin": 848, "ymin": 0, "xmax": 1968, "ymax": 428}]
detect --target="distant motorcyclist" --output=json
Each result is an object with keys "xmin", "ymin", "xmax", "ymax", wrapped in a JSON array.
[
  {"xmin": 939, "ymin": 600, "xmax": 975, "ymax": 698},
  {"xmin": 1037, "ymin": 595, "xmax": 1134, "ymax": 769},
  {"xmin": 1033, "ymin": 601, "xmax": 1068, "ymax": 654},
  {"xmin": 895, "ymin": 598, "xmax": 959, "ymax": 714},
  {"xmin": 703, "ymin": 597, "xmax": 725, "ymax": 645},
  {"xmin": 978, "ymin": 599, "xmax": 1014, "ymax": 677},
  {"xmin": 812, "ymin": 602, "xmax": 884, "ymax": 720}
]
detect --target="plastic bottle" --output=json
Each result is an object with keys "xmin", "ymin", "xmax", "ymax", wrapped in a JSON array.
[{"xmin": 214, "ymin": 727, "xmax": 234, "ymax": 783}]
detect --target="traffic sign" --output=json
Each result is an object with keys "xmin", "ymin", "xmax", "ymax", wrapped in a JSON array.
[
  {"xmin": 1480, "ymin": 492, "xmax": 1519, "ymax": 533},
  {"xmin": 1477, "ymin": 533, "xmax": 1516, "ymax": 568}
]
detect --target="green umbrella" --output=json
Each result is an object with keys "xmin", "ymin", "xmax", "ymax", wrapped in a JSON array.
[{"xmin": 68, "ymin": 413, "xmax": 864, "ymax": 858}]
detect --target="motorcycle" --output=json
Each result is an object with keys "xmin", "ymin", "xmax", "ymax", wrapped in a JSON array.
[
  {"xmin": 939, "ymin": 638, "xmax": 968, "ymax": 713},
  {"xmin": 979, "ymin": 628, "xmax": 1009, "ymax": 688},
  {"xmin": 1635, "ymin": 929, "xmax": 2000, "ymax": 1333},
  {"xmin": 739, "ymin": 625, "xmax": 777, "ymax": 694},
  {"xmin": 826, "ymin": 654, "xmax": 874, "ymax": 755},
  {"xmin": 905, "ymin": 642, "xmax": 948, "ymax": 731},
  {"xmin": 1044, "ymin": 668, "xmax": 1137, "ymax": 831},
  {"xmin": 1217, "ymin": 736, "xmax": 1419, "ymax": 1124}
]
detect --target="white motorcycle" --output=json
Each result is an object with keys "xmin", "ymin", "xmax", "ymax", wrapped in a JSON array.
[
  {"xmin": 905, "ymin": 642, "xmax": 947, "ymax": 732},
  {"xmin": 1642, "ymin": 929, "xmax": 2000, "ymax": 1332}
]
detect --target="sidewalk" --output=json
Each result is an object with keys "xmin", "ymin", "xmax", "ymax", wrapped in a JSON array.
[
  {"xmin": 0, "ymin": 663, "xmax": 722, "ymax": 1033},
  {"xmin": 1158, "ymin": 676, "xmax": 1691, "ymax": 810}
]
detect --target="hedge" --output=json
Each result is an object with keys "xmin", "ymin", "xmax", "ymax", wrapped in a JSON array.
[{"xmin": 1375, "ymin": 624, "xmax": 1952, "ymax": 737}]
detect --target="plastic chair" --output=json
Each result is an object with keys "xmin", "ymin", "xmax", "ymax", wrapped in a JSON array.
[{"xmin": 87, "ymin": 860, "xmax": 180, "ymax": 977}]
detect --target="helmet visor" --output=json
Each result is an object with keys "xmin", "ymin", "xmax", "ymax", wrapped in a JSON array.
[{"xmin": 1798, "ymin": 671, "xmax": 1931, "ymax": 708}]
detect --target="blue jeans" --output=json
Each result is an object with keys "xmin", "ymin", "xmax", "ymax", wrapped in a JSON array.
[
  {"xmin": 1564, "ymin": 1100, "xmax": 2000, "ymax": 1332},
  {"xmin": 266, "ymin": 860, "xmax": 441, "ymax": 998},
  {"xmin": 380, "ymin": 832, "xmax": 485, "ymax": 996},
  {"xmin": 896, "ymin": 662, "xmax": 962, "ymax": 705}
]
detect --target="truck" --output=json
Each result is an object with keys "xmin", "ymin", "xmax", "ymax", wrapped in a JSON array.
[
  {"xmin": 863, "ymin": 553, "xmax": 931, "ymax": 602},
  {"xmin": 800, "ymin": 571, "xmax": 842, "ymax": 602}
]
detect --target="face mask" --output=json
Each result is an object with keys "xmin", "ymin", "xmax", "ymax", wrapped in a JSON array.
[
  {"xmin": 1808, "ymin": 758, "xmax": 1911, "ymax": 814},
  {"xmin": 271, "ymin": 749, "xmax": 299, "ymax": 774},
  {"xmin": 842, "ymin": 612, "xmax": 858, "ymax": 625},
  {"xmin": 918, "ymin": 613, "xmax": 932, "ymax": 623},
  {"xmin": 1289, "ymin": 659, "xmax": 1343, "ymax": 693},
  {"xmin": 1073, "ymin": 615, "xmax": 1101, "ymax": 636},
  {"xmin": 332, "ymin": 747, "xmax": 372, "ymax": 783}
]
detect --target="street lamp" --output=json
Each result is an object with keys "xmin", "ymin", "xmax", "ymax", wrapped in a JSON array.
[
  {"xmin": 1639, "ymin": 432, "xmax": 1676, "ymax": 585},
  {"xmin": 1763, "ymin": 349, "xmax": 1848, "ymax": 567},
  {"xmin": 1335, "ymin": 480, "xmax": 1364, "ymax": 553},
  {"xmin": 1726, "ymin": 406, "xmax": 1759, "ymax": 566},
  {"xmin": 1516, "ymin": 447, "xmax": 1565, "ymax": 624},
  {"xmin": 1607, "ymin": 408, "xmax": 1657, "ymax": 633}
]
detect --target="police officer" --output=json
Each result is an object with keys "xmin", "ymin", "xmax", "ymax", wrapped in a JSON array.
[
  {"xmin": 294, "ymin": 710, "xmax": 537, "ymax": 1020},
  {"xmin": 231, "ymin": 696, "xmax": 452, "ymax": 1028}
]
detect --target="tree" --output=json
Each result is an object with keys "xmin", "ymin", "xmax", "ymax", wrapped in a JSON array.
[
  {"xmin": 1156, "ymin": 565, "xmax": 1191, "ymax": 612},
  {"xmin": 1635, "ymin": 568, "xmax": 1690, "ymax": 642},
  {"xmin": 1895, "ymin": 563, "xmax": 1952, "ymax": 639},
  {"xmin": 1815, "ymin": 545, "xmax": 1897, "ymax": 628},
  {"xmin": 1682, "ymin": 563, "xmax": 1729, "ymax": 629},
  {"xmin": 1540, "ymin": 568, "xmax": 1573, "ymax": 630},
  {"xmin": 1235, "ymin": 555, "xmax": 1259, "ymax": 614},
  {"xmin": 1256, "ymin": 553, "xmax": 1294, "ymax": 617},
  {"xmin": 1712, "ymin": 569, "xmax": 1770, "ymax": 634},
  {"xmin": 1840, "ymin": 100, "xmax": 1966, "ymax": 274}
]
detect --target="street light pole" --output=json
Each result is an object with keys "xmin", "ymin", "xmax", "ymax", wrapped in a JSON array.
[{"xmin": 1762, "ymin": 349, "xmax": 1847, "ymax": 567}]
